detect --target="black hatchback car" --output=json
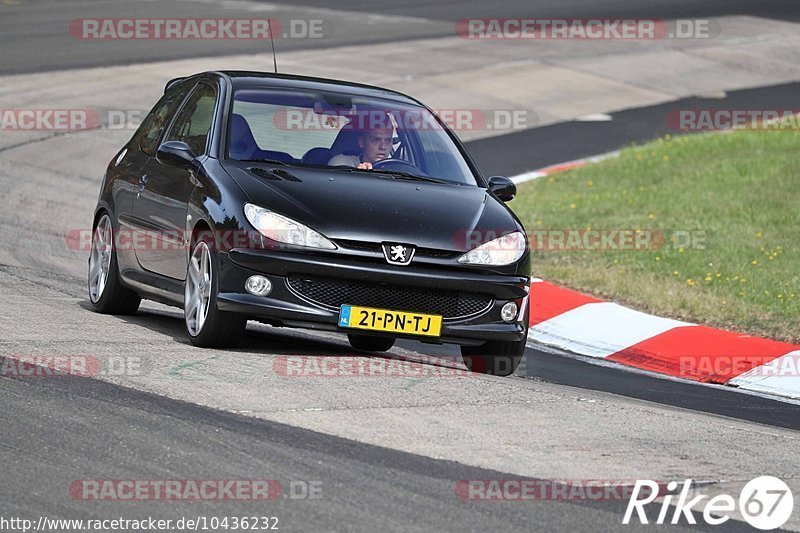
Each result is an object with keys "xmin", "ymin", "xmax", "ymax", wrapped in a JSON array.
[{"xmin": 89, "ymin": 71, "xmax": 530, "ymax": 376}]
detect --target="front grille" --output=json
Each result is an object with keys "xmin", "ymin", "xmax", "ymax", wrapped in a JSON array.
[
  {"xmin": 334, "ymin": 239, "xmax": 460, "ymax": 260},
  {"xmin": 286, "ymin": 275, "xmax": 492, "ymax": 320}
]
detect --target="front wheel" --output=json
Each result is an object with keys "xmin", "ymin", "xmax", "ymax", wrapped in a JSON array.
[
  {"xmin": 460, "ymin": 338, "xmax": 526, "ymax": 377},
  {"xmin": 88, "ymin": 213, "xmax": 141, "ymax": 315},
  {"xmin": 184, "ymin": 238, "xmax": 246, "ymax": 348}
]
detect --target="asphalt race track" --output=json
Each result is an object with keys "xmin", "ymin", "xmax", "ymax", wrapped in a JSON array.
[
  {"xmin": 2, "ymin": 0, "xmax": 800, "ymax": 74},
  {"xmin": 1, "ymin": 1, "xmax": 799, "ymax": 531}
]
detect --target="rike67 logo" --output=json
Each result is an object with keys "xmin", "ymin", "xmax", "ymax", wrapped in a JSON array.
[{"xmin": 624, "ymin": 476, "xmax": 793, "ymax": 529}]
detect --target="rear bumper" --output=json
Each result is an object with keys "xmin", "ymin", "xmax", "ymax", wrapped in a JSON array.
[{"xmin": 217, "ymin": 248, "xmax": 530, "ymax": 345}]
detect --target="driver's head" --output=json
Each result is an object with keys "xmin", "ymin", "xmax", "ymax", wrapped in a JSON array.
[{"xmin": 358, "ymin": 127, "xmax": 393, "ymax": 164}]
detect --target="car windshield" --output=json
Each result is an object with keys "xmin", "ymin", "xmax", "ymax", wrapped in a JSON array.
[{"xmin": 227, "ymin": 88, "xmax": 478, "ymax": 185}]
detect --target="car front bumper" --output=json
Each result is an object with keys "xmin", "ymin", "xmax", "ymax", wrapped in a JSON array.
[{"xmin": 217, "ymin": 248, "xmax": 530, "ymax": 345}]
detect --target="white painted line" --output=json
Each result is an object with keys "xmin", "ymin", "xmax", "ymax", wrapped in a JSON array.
[
  {"xmin": 728, "ymin": 350, "xmax": 800, "ymax": 399},
  {"xmin": 509, "ymin": 150, "xmax": 621, "ymax": 185},
  {"xmin": 510, "ymin": 171, "xmax": 546, "ymax": 185},
  {"xmin": 528, "ymin": 302, "xmax": 694, "ymax": 359},
  {"xmin": 575, "ymin": 113, "xmax": 613, "ymax": 122},
  {"xmin": 584, "ymin": 150, "xmax": 620, "ymax": 164}
]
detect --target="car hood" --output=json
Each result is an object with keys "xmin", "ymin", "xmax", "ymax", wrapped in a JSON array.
[{"xmin": 223, "ymin": 163, "xmax": 522, "ymax": 252}]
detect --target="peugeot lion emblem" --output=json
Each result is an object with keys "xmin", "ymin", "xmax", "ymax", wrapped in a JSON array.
[{"xmin": 382, "ymin": 243, "xmax": 416, "ymax": 266}]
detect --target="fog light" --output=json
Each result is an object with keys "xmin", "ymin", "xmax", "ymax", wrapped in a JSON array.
[
  {"xmin": 501, "ymin": 302, "xmax": 518, "ymax": 323},
  {"xmin": 245, "ymin": 275, "xmax": 272, "ymax": 296}
]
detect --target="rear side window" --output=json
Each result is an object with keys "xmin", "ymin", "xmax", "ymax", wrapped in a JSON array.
[
  {"xmin": 166, "ymin": 83, "xmax": 218, "ymax": 156},
  {"xmin": 134, "ymin": 81, "xmax": 192, "ymax": 156}
]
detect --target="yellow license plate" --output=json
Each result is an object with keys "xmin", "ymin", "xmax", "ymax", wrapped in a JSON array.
[{"xmin": 338, "ymin": 305, "xmax": 442, "ymax": 337}]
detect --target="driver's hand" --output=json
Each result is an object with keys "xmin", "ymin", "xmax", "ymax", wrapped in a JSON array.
[{"xmin": 357, "ymin": 162, "xmax": 373, "ymax": 170}]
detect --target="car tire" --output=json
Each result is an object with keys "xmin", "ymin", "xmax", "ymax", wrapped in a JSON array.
[
  {"xmin": 347, "ymin": 333, "xmax": 395, "ymax": 352},
  {"xmin": 88, "ymin": 213, "xmax": 141, "ymax": 315},
  {"xmin": 460, "ymin": 338, "xmax": 525, "ymax": 377},
  {"xmin": 184, "ymin": 235, "xmax": 246, "ymax": 348}
]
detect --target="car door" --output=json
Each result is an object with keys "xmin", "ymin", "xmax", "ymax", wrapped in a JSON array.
[
  {"xmin": 132, "ymin": 82, "xmax": 218, "ymax": 280},
  {"xmin": 114, "ymin": 81, "xmax": 194, "ymax": 277}
]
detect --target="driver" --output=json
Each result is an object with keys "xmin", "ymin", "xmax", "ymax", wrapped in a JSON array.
[{"xmin": 328, "ymin": 127, "xmax": 393, "ymax": 170}]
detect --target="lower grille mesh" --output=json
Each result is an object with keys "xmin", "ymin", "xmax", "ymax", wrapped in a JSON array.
[{"xmin": 287, "ymin": 275, "xmax": 492, "ymax": 319}]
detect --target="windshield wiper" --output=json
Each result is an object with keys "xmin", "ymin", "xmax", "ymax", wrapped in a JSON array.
[
  {"xmin": 344, "ymin": 167, "xmax": 446, "ymax": 184},
  {"xmin": 327, "ymin": 165, "xmax": 451, "ymax": 184},
  {"xmin": 371, "ymin": 170, "xmax": 449, "ymax": 185}
]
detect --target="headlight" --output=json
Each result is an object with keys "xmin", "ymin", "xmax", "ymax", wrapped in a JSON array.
[
  {"xmin": 244, "ymin": 203, "xmax": 336, "ymax": 250},
  {"xmin": 458, "ymin": 231, "xmax": 526, "ymax": 266}
]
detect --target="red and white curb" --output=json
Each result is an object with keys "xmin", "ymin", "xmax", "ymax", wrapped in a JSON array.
[
  {"xmin": 526, "ymin": 280, "xmax": 800, "ymax": 400},
  {"xmin": 511, "ymin": 156, "xmax": 799, "ymax": 400},
  {"xmin": 510, "ymin": 151, "xmax": 619, "ymax": 185}
]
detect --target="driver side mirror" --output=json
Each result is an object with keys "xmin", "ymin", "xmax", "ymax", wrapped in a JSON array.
[
  {"xmin": 487, "ymin": 176, "xmax": 517, "ymax": 202},
  {"xmin": 157, "ymin": 141, "xmax": 196, "ymax": 169}
]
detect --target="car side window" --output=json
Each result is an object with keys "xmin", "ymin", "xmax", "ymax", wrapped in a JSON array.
[
  {"xmin": 135, "ymin": 82, "xmax": 192, "ymax": 156},
  {"xmin": 166, "ymin": 83, "xmax": 217, "ymax": 156}
]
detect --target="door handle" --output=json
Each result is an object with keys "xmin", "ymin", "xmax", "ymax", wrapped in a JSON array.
[{"xmin": 136, "ymin": 175, "xmax": 149, "ymax": 198}]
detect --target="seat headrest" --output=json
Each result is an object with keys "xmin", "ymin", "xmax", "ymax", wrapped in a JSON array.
[{"xmin": 229, "ymin": 113, "xmax": 258, "ymax": 159}]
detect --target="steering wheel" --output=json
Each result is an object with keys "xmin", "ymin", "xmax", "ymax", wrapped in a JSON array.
[{"xmin": 373, "ymin": 158, "xmax": 423, "ymax": 175}]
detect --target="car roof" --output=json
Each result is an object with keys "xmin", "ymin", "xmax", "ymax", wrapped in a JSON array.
[{"xmin": 168, "ymin": 71, "xmax": 424, "ymax": 107}]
